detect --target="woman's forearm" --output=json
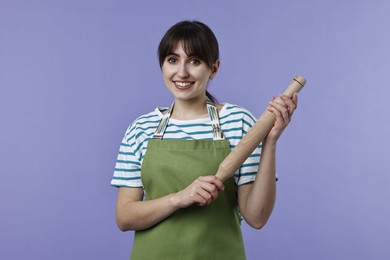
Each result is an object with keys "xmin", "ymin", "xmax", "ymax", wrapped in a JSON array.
[
  {"xmin": 116, "ymin": 190, "xmax": 181, "ymax": 231},
  {"xmin": 116, "ymin": 176, "xmax": 223, "ymax": 231},
  {"xmin": 239, "ymin": 140, "xmax": 277, "ymax": 229}
]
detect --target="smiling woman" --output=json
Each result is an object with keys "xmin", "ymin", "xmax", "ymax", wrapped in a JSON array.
[
  {"xmin": 161, "ymin": 42, "xmax": 219, "ymax": 111},
  {"xmin": 111, "ymin": 20, "xmax": 298, "ymax": 260},
  {"xmin": 158, "ymin": 21, "xmax": 220, "ymax": 104}
]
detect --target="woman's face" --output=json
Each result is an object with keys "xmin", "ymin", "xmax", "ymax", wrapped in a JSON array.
[{"xmin": 162, "ymin": 42, "xmax": 218, "ymax": 103}]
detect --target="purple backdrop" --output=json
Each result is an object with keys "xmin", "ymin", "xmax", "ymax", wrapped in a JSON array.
[{"xmin": 1, "ymin": 0, "xmax": 390, "ymax": 259}]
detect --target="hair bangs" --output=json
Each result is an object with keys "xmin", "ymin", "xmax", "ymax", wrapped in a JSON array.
[{"xmin": 158, "ymin": 21, "xmax": 216, "ymax": 69}]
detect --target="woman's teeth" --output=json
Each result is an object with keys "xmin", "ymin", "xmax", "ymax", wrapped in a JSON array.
[{"xmin": 176, "ymin": 82, "xmax": 192, "ymax": 87}]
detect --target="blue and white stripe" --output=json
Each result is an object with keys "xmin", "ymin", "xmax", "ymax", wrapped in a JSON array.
[{"xmin": 111, "ymin": 103, "xmax": 262, "ymax": 188}]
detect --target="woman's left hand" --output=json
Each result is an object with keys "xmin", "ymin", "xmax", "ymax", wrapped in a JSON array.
[{"xmin": 265, "ymin": 93, "xmax": 298, "ymax": 144}]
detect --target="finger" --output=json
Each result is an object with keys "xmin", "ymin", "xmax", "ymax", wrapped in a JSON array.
[
  {"xmin": 199, "ymin": 176, "xmax": 225, "ymax": 191},
  {"xmin": 194, "ymin": 195, "xmax": 208, "ymax": 206},
  {"xmin": 289, "ymin": 93, "xmax": 299, "ymax": 117},
  {"xmin": 190, "ymin": 184, "xmax": 210, "ymax": 204},
  {"xmin": 268, "ymin": 101, "xmax": 289, "ymax": 123},
  {"xmin": 194, "ymin": 188, "xmax": 213, "ymax": 205},
  {"xmin": 199, "ymin": 181, "xmax": 219, "ymax": 197},
  {"xmin": 280, "ymin": 95, "xmax": 296, "ymax": 119},
  {"xmin": 193, "ymin": 179, "xmax": 219, "ymax": 201},
  {"xmin": 292, "ymin": 93, "xmax": 298, "ymax": 107},
  {"xmin": 267, "ymin": 105, "xmax": 284, "ymax": 124},
  {"xmin": 280, "ymin": 95, "xmax": 297, "ymax": 115},
  {"xmin": 202, "ymin": 184, "xmax": 220, "ymax": 201}
]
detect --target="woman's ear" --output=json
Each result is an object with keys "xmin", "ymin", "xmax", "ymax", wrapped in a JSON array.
[{"xmin": 209, "ymin": 60, "xmax": 220, "ymax": 80}]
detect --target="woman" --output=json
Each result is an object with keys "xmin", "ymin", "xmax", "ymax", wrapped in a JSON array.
[{"xmin": 112, "ymin": 20, "xmax": 298, "ymax": 259}]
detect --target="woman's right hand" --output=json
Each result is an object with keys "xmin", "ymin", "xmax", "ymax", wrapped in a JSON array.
[{"xmin": 172, "ymin": 176, "xmax": 225, "ymax": 208}]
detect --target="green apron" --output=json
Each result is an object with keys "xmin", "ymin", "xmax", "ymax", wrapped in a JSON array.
[{"xmin": 130, "ymin": 103, "xmax": 246, "ymax": 260}]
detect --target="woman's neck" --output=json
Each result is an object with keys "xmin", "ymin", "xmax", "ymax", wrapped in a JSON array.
[{"xmin": 171, "ymin": 97, "xmax": 208, "ymax": 120}]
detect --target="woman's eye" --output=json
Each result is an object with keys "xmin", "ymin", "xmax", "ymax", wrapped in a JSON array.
[
  {"xmin": 167, "ymin": 57, "xmax": 177, "ymax": 64},
  {"xmin": 190, "ymin": 59, "xmax": 201, "ymax": 65}
]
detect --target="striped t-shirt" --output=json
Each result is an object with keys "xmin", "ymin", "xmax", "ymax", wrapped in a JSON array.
[{"xmin": 111, "ymin": 103, "xmax": 262, "ymax": 187}]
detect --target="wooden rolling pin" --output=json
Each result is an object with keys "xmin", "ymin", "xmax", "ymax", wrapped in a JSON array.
[{"xmin": 215, "ymin": 75, "xmax": 306, "ymax": 182}]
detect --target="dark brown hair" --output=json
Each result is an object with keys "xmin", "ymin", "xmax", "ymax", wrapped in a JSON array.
[{"xmin": 158, "ymin": 20, "xmax": 219, "ymax": 103}]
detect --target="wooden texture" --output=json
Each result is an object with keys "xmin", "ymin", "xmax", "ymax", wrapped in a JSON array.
[{"xmin": 215, "ymin": 75, "xmax": 306, "ymax": 182}]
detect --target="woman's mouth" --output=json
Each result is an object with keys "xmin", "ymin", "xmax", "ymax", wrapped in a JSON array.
[{"xmin": 174, "ymin": 81, "xmax": 194, "ymax": 90}]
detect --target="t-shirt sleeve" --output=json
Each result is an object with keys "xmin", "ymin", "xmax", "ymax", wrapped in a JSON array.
[
  {"xmin": 235, "ymin": 110, "xmax": 262, "ymax": 186},
  {"xmin": 111, "ymin": 124, "xmax": 143, "ymax": 188}
]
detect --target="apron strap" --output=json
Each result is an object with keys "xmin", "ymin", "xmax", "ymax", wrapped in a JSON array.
[
  {"xmin": 152, "ymin": 101, "xmax": 224, "ymax": 140},
  {"xmin": 207, "ymin": 101, "xmax": 224, "ymax": 140},
  {"xmin": 152, "ymin": 102, "xmax": 174, "ymax": 140}
]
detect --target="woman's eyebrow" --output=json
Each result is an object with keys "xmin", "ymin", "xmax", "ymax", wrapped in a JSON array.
[
  {"xmin": 167, "ymin": 51, "xmax": 196, "ymax": 58},
  {"xmin": 167, "ymin": 52, "xmax": 179, "ymax": 57}
]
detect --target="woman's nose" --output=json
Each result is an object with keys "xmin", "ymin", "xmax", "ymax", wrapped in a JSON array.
[{"xmin": 177, "ymin": 63, "xmax": 189, "ymax": 78}]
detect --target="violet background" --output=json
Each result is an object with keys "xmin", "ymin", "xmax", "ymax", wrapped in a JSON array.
[{"xmin": 1, "ymin": 0, "xmax": 390, "ymax": 259}]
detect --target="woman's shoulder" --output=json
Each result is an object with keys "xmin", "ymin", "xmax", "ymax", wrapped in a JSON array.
[
  {"xmin": 131, "ymin": 107, "xmax": 167, "ymax": 125},
  {"xmin": 218, "ymin": 103, "xmax": 257, "ymax": 122},
  {"xmin": 123, "ymin": 107, "xmax": 164, "ymax": 136}
]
